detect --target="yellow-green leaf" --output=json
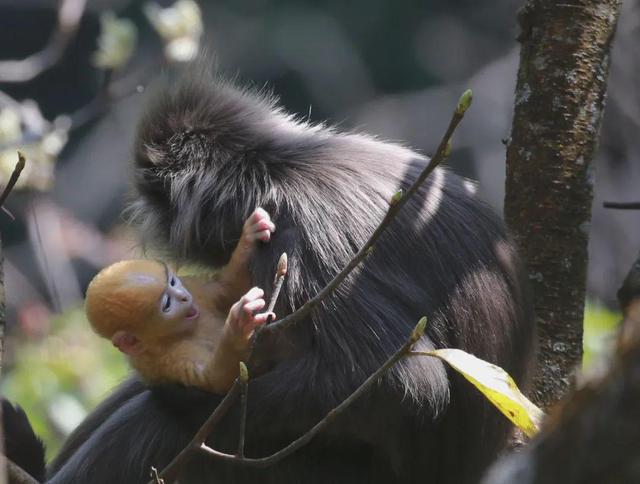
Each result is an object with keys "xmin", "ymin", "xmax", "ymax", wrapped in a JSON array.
[{"xmin": 419, "ymin": 348, "xmax": 544, "ymax": 437}]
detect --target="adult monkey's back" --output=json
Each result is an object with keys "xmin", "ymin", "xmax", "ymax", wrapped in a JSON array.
[{"xmin": 48, "ymin": 71, "xmax": 535, "ymax": 484}]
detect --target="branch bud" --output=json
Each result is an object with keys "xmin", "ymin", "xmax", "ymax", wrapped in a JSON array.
[
  {"xmin": 277, "ymin": 252, "xmax": 288, "ymax": 277},
  {"xmin": 16, "ymin": 151, "xmax": 26, "ymax": 171},
  {"xmin": 410, "ymin": 317, "xmax": 427, "ymax": 344},
  {"xmin": 390, "ymin": 189, "xmax": 403, "ymax": 206},
  {"xmin": 239, "ymin": 362, "xmax": 249, "ymax": 383},
  {"xmin": 456, "ymin": 89, "xmax": 473, "ymax": 115}
]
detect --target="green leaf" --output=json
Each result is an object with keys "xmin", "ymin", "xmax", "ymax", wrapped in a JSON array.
[{"xmin": 419, "ymin": 348, "xmax": 544, "ymax": 437}]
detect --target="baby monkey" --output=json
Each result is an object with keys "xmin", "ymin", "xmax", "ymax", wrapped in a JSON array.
[{"xmin": 85, "ymin": 208, "xmax": 276, "ymax": 394}]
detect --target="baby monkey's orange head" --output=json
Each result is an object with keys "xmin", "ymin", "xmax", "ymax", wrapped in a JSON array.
[
  {"xmin": 86, "ymin": 260, "xmax": 166, "ymax": 338},
  {"xmin": 86, "ymin": 260, "xmax": 198, "ymax": 356}
]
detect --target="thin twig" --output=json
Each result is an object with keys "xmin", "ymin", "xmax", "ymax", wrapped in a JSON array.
[
  {"xmin": 153, "ymin": 381, "xmax": 242, "ymax": 483},
  {"xmin": 153, "ymin": 91, "xmax": 471, "ymax": 481},
  {"xmin": 237, "ymin": 363, "xmax": 249, "ymax": 458},
  {"xmin": 149, "ymin": 466, "xmax": 164, "ymax": 484},
  {"xmin": 198, "ymin": 319, "xmax": 426, "ymax": 467},
  {"xmin": 68, "ymin": 62, "xmax": 161, "ymax": 132},
  {"xmin": 0, "ymin": 0, "xmax": 87, "ymax": 83},
  {"xmin": 260, "ymin": 91, "xmax": 471, "ymax": 336},
  {"xmin": 156, "ymin": 255, "xmax": 284, "ymax": 480},
  {"xmin": 266, "ymin": 253, "xmax": 287, "ymax": 322},
  {"xmin": 603, "ymin": 201, "xmax": 640, "ymax": 209},
  {"xmin": 0, "ymin": 152, "xmax": 26, "ymax": 208},
  {"xmin": 0, "ymin": 58, "xmax": 161, "ymax": 153}
]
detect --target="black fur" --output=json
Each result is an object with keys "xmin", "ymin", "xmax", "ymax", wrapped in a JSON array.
[
  {"xmin": 48, "ymin": 70, "xmax": 535, "ymax": 484},
  {"xmin": 2, "ymin": 398, "xmax": 46, "ymax": 482}
]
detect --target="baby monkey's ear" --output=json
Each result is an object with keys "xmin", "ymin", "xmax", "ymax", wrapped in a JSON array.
[{"xmin": 112, "ymin": 331, "xmax": 143, "ymax": 356}]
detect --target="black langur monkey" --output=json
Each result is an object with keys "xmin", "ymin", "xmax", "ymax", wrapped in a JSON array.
[{"xmin": 44, "ymin": 69, "xmax": 535, "ymax": 484}]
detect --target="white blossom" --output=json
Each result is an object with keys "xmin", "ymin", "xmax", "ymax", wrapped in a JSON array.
[
  {"xmin": 144, "ymin": 0, "xmax": 203, "ymax": 62},
  {"xmin": 93, "ymin": 12, "xmax": 138, "ymax": 70}
]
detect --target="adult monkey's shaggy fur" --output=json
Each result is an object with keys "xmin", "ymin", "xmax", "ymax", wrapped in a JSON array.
[{"xmin": 47, "ymin": 69, "xmax": 535, "ymax": 484}]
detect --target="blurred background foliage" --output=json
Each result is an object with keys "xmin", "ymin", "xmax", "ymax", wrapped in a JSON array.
[
  {"xmin": 0, "ymin": 0, "xmax": 638, "ymax": 457},
  {"xmin": 2, "ymin": 307, "xmax": 128, "ymax": 458}
]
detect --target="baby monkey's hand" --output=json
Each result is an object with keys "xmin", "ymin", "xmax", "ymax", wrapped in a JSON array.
[
  {"xmin": 226, "ymin": 287, "xmax": 275, "ymax": 343},
  {"xmin": 242, "ymin": 207, "xmax": 275, "ymax": 244},
  {"xmin": 221, "ymin": 208, "xmax": 276, "ymax": 303}
]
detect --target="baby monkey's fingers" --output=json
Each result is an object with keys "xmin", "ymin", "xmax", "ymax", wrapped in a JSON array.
[
  {"xmin": 251, "ymin": 311, "xmax": 276, "ymax": 328},
  {"xmin": 238, "ymin": 309, "xmax": 274, "ymax": 336},
  {"xmin": 242, "ymin": 298, "xmax": 266, "ymax": 316},
  {"xmin": 244, "ymin": 207, "xmax": 276, "ymax": 243},
  {"xmin": 239, "ymin": 307, "xmax": 275, "ymax": 336},
  {"xmin": 229, "ymin": 288, "xmax": 262, "ymax": 320},
  {"xmin": 229, "ymin": 287, "xmax": 274, "ymax": 338}
]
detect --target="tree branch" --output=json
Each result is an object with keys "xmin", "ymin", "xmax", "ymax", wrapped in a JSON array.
[
  {"xmin": 197, "ymin": 320, "xmax": 426, "ymax": 468},
  {"xmin": 0, "ymin": 152, "xmax": 26, "ymax": 209},
  {"xmin": 0, "ymin": 153, "xmax": 26, "ymax": 484},
  {"xmin": 504, "ymin": 0, "xmax": 622, "ymax": 409},
  {"xmin": 152, "ymin": 90, "xmax": 471, "ymax": 483},
  {"xmin": 482, "ymin": 254, "xmax": 640, "ymax": 484},
  {"xmin": 266, "ymin": 253, "xmax": 287, "ymax": 315},
  {"xmin": 260, "ymin": 90, "xmax": 471, "ymax": 337},
  {"xmin": 0, "ymin": 0, "xmax": 87, "ymax": 83},
  {"xmin": 0, "ymin": 58, "xmax": 161, "ymax": 154},
  {"xmin": 153, "ymin": 381, "xmax": 242, "ymax": 483},
  {"xmin": 602, "ymin": 201, "xmax": 640, "ymax": 210},
  {"xmin": 236, "ymin": 363, "xmax": 249, "ymax": 458}
]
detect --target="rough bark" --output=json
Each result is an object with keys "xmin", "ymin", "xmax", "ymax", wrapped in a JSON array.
[
  {"xmin": 483, "ymin": 255, "xmax": 640, "ymax": 484},
  {"xmin": 504, "ymin": 0, "xmax": 622, "ymax": 409},
  {"xmin": 1, "ymin": 228, "xmax": 6, "ymax": 484},
  {"xmin": 0, "ymin": 235, "xmax": 4, "ymax": 376}
]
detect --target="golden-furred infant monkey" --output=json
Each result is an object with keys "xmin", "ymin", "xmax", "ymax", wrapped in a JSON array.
[{"xmin": 85, "ymin": 208, "xmax": 276, "ymax": 394}]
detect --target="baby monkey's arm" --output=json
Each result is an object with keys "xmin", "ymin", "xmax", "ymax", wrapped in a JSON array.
[
  {"xmin": 203, "ymin": 287, "xmax": 273, "ymax": 393},
  {"xmin": 216, "ymin": 208, "xmax": 275, "ymax": 305}
]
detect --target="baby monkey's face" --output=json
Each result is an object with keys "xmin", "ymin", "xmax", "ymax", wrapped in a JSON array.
[{"xmin": 160, "ymin": 269, "xmax": 199, "ymax": 324}]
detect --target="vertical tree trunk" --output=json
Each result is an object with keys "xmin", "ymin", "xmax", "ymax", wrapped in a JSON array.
[
  {"xmin": 504, "ymin": 0, "xmax": 622, "ymax": 409},
  {"xmin": 483, "ymin": 256, "xmax": 640, "ymax": 484},
  {"xmin": 0, "ymin": 235, "xmax": 4, "ymax": 376},
  {"xmin": 0, "ymin": 236, "xmax": 6, "ymax": 484}
]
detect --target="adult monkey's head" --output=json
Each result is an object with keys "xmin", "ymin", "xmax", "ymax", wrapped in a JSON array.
[{"xmin": 86, "ymin": 260, "xmax": 199, "ymax": 356}]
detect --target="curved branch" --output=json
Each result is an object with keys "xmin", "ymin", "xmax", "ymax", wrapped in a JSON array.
[
  {"xmin": 198, "ymin": 324, "xmax": 420, "ymax": 468},
  {"xmin": 0, "ymin": 0, "xmax": 87, "ymax": 83},
  {"xmin": 154, "ymin": 381, "xmax": 242, "ymax": 484},
  {"xmin": 152, "ymin": 90, "xmax": 471, "ymax": 483},
  {"xmin": 259, "ymin": 90, "xmax": 470, "ymax": 337}
]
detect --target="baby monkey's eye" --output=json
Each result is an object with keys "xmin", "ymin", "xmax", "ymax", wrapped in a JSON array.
[
  {"xmin": 162, "ymin": 294, "xmax": 171, "ymax": 312},
  {"xmin": 170, "ymin": 276, "xmax": 176, "ymax": 287}
]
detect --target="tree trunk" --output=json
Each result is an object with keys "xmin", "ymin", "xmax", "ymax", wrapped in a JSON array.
[
  {"xmin": 0, "ymin": 235, "xmax": 6, "ymax": 484},
  {"xmin": 0, "ymin": 235, "xmax": 4, "ymax": 376},
  {"xmin": 504, "ymin": 0, "xmax": 622, "ymax": 409},
  {"xmin": 483, "ymin": 255, "xmax": 640, "ymax": 484}
]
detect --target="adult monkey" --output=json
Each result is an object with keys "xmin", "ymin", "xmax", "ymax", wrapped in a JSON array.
[{"xmin": 46, "ymin": 69, "xmax": 535, "ymax": 484}]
